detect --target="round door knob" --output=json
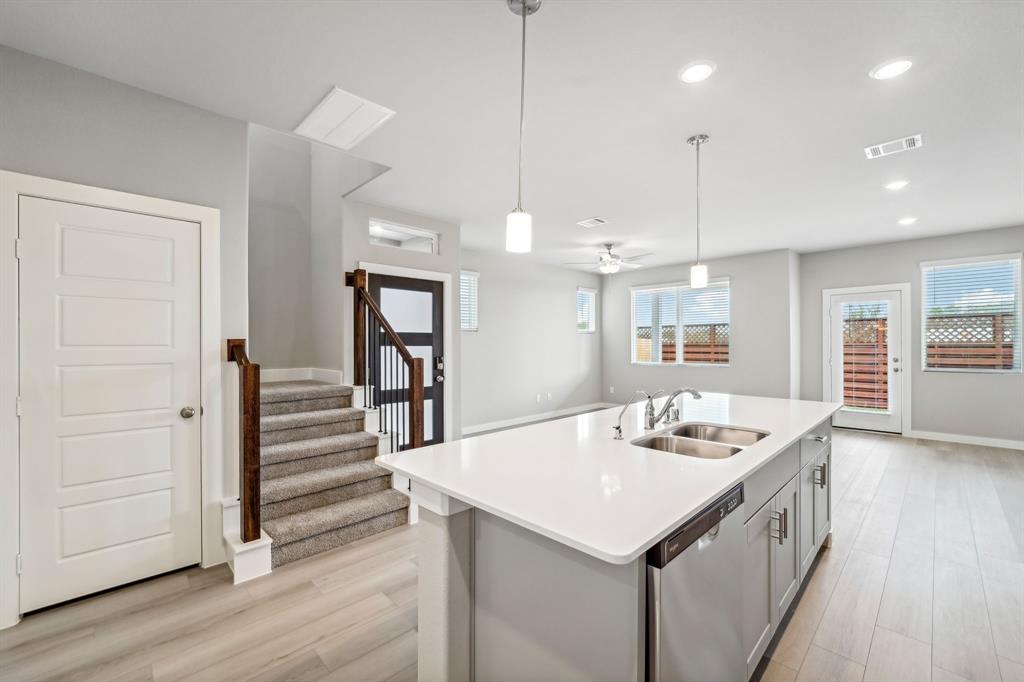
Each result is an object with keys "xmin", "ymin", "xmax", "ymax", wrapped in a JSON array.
[{"xmin": 180, "ymin": 406, "xmax": 196, "ymax": 419}]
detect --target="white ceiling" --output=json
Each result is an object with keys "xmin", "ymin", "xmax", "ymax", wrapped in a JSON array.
[{"xmin": 1, "ymin": 1, "xmax": 1021, "ymax": 270}]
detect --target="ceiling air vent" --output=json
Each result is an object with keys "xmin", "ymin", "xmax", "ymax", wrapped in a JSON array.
[
  {"xmin": 577, "ymin": 217, "xmax": 607, "ymax": 228},
  {"xmin": 294, "ymin": 87, "xmax": 395, "ymax": 151},
  {"xmin": 864, "ymin": 134, "xmax": 923, "ymax": 160}
]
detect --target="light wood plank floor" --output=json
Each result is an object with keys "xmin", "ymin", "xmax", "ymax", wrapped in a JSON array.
[
  {"xmin": 763, "ymin": 429, "xmax": 1024, "ymax": 682},
  {"xmin": 2, "ymin": 429, "xmax": 1021, "ymax": 682}
]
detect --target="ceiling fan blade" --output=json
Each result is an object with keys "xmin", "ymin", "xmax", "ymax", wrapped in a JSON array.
[
  {"xmin": 619, "ymin": 261, "xmax": 644, "ymax": 269},
  {"xmin": 622, "ymin": 253, "xmax": 654, "ymax": 262},
  {"xmin": 563, "ymin": 261, "xmax": 599, "ymax": 265}
]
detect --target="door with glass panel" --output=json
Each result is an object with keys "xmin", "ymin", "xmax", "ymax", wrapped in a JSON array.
[
  {"xmin": 368, "ymin": 274, "xmax": 444, "ymax": 446},
  {"xmin": 826, "ymin": 290, "xmax": 903, "ymax": 432}
]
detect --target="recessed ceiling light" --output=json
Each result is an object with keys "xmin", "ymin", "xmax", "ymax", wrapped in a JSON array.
[
  {"xmin": 679, "ymin": 60, "xmax": 716, "ymax": 84},
  {"xmin": 885, "ymin": 180, "xmax": 909, "ymax": 191},
  {"xmin": 869, "ymin": 58, "xmax": 913, "ymax": 80},
  {"xmin": 898, "ymin": 216, "xmax": 917, "ymax": 226}
]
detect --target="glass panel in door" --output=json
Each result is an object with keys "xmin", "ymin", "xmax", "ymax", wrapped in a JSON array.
[{"xmin": 828, "ymin": 290, "xmax": 903, "ymax": 433}]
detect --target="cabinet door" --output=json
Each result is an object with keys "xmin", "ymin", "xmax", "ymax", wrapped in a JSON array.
[
  {"xmin": 798, "ymin": 460, "xmax": 817, "ymax": 581},
  {"xmin": 772, "ymin": 477, "xmax": 800, "ymax": 623},
  {"xmin": 743, "ymin": 499, "xmax": 774, "ymax": 680},
  {"xmin": 813, "ymin": 446, "xmax": 832, "ymax": 546}
]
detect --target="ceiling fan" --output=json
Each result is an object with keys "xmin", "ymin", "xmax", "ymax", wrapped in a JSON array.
[{"xmin": 565, "ymin": 243, "xmax": 652, "ymax": 274}]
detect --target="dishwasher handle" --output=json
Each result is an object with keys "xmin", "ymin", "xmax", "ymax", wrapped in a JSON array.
[{"xmin": 647, "ymin": 484, "xmax": 744, "ymax": 569}]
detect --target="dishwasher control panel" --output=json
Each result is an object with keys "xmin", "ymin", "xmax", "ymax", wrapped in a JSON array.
[{"xmin": 646, "ymin": 483, "xmax": 744, "ymax": 569}]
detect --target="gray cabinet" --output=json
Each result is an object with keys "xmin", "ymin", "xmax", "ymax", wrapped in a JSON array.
[
  {"xmin": 813, "ymin": 446, "xmax": 832, "ymax": 547},
  {"xmin": 744, "ymin": 419, "xmax": 833, "ymax": 680},
  {"xmin": 798, "ymin": 457, "xmax": 818, "ymax": 579},
  {"xmin": 743, "ymin": 477, "xmax": 801, "ymax": 680},
  {"xmin": 772, "ymin": 476, "xmax": 799, "ymax": 623},
  {"xmin": 743, "ymin": 499, "xmax": 774, "ymax": 680}
]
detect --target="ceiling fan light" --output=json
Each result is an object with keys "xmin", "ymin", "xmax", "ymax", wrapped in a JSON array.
[
  {"xmin": 600, "ymin": 261, "xmax": 620, "ymax": 274},
  {"xmin": 690, "ymin": 263, "xmax": 709, "ymax": 289},
  {"xmin": 505, "ymin": 210, "xmax": 532, "ymax": 253}
]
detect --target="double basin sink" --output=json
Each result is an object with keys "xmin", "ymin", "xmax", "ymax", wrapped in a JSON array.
[{"xmin": 633, "ymin": 423, "xmax": 768, "ymax": 459}]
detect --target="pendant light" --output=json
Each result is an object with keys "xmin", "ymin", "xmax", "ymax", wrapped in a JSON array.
[
  {"xmin": 505, "ymin": 0, "xmax": 540, "ymax": 253},
  {"xmin": 686, "ymin": 134, "xmax": 710, "ymax": 288}
]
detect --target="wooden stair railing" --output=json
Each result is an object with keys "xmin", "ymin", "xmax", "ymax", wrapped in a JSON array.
[
  {"xmin": 346, "ymin": 269, "xmax": 424, "ymax": 451},
  {"xmin": 227, "ymin": 338, "xmax": 261, "ymax": 542}
]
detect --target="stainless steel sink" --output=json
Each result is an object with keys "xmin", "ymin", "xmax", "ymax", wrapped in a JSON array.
[
  {"xmin": 633, "ymin": 435, "xmax": 742, "ymax": 459},
  {"xmin": 666, "ymin": 423, "xmax": 768, "ymax": 447}
]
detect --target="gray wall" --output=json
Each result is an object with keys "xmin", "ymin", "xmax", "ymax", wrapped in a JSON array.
[
  {"xmin": 0, "ymin": 45, "xmax": 249, "ymax": 341},
  {"xmin": 600, "ymin": 250, "xmax": 798, "ymax": 403},
  {"xmin": 248, "ymin": 126, "xmax": 315, "ymax": 368},
  {"xmin": 460, "ymin": 250, "xmax": 603, "ymax": 428},
  {"xmin": 309, "ymin": 145, "xmax": 347, "ymax": 372},
  {"xmin": 800, "ymin": 224, "xmax": 1024, "ymax": 441},
  {"xmin": 0, "ymin": 45, "xmax": 249, "ymax": 499}
]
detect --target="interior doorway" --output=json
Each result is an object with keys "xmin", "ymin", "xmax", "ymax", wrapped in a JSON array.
[{"xmin": 822, "ymin": 284, "xmax": 911, "ymax": 434}]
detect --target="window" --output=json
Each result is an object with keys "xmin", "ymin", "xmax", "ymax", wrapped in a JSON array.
[
  {"xmin": 631, "ymin": 280, "xmax": 730, "ymax": 365},
  {"xmin": 460, "ymin": 271, "xmax": 479, "ymax": 332},
  {"xmin": 369, "ymin": 219, "xmax": 439, "ymax": 254},
  {"xmin": 577, "ymin": 288, "xmax": 596, "ymax": 333},
  {"xmin": 921, "ymin": 254, "xmax": 1021, "ymax": 372}
]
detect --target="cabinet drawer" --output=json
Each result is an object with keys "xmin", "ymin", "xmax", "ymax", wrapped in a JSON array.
[
  {"xmin": 744, "ymin": 442, "xmax": 799, "ymax": 521},
  {"xmin": 799, "ymin": 420, "xmax": 832, "ymax": 468}
]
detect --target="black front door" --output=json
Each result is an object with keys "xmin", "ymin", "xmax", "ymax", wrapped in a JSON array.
[{"xmin": 368, "ymin": 273, "xmax": 444, "ymax": 447}]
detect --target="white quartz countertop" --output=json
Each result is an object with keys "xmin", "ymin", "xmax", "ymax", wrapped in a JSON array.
[{"xmin": 377, "ymin": 392, "xmax": 841, "ymax": 565}]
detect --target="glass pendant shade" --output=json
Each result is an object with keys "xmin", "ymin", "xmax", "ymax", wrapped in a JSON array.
[
  {"xmin": 690, "ymin": 263, "xmax": 709, "ymax": 289},
  {"xmin": 505, "ymin": 210, "xmax": 533, "ymax": 253},
  {"xmin": 599, "ymin": 261, "xmax": 620, "ymax": 274}
]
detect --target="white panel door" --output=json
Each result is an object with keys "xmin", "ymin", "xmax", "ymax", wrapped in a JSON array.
[
  {"xmin": 827, "ymin": 291, "xmax": 904, "ymax": 433},
  {"xmin": 19, "ymin": 196, "xmax": 202, "ymax": 611}
]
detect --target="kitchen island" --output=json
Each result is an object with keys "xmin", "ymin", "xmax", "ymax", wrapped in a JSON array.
[{"xmin": 377, "ymin": 392, "xmax": 841, "ymax": 682}]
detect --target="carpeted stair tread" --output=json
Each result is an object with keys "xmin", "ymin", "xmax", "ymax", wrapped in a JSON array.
[
  {"xmin": 260, "ymin": 432, "xmax": 380, "ymax": 466},
  {"xmin": 261, "ymin": 460, "xmax": 389, "ymax": 504},
  {"xmin": 263, "ymin": 489, "xmax": 410, "ymax": 546},
  {"xmin": 260, "ymin": 407, "xmax": 364, "ymax": 432},
  {"xmin": 260, "ymin": 381, "xmax": 353, "ymax": 404}
]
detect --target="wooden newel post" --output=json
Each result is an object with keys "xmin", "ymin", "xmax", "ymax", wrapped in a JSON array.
[
  {"xmin": 410, "ymin": 357, "xmax": 425, "ymax": 449},
  {"xmin": 353, "ymin": 269, "xmax": 367, "ymax": 385},
  {"xmin": 227, "ymin": 338, "xmax": 261, "ymax": 543}
]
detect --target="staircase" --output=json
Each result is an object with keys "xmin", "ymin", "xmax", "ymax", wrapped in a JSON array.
[{"xmin": 258, "ymin": 380, "xmax": 410, "ymax": 567}]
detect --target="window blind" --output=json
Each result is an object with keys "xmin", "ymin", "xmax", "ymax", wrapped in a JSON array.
[
  {"xmin": 577, "ymin": 288, "xmax": 596, "ymax": 333},
  {"xmin": 631, "ymin": 281, "xmax": 729, "ymax": 364},
  {"xmin": 921, "ymin": 255, "xmax": 1021, "ymax": 372},
  {"xmin": 460, "ymin": 271, "xmax": 479, "ymax": 332}
]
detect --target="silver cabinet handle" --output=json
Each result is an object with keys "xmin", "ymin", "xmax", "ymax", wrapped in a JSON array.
[
  {"xmin": 770, "ymin": 511, "xmax": 784, "ymax": 545},
  {"xmin": 811, "ymin": 434, "xmax": 829, "ymax": 444},
  {"xmin": 782, "ymin": 507, "xmax": 789, "ymax": 539},
  {"xmin": 180, "ymin": 406, "xmax": 196, "ymax": 419},
  {"xmin": 814, "ymin": 462, "xmax": 828, "ymax": 489}
]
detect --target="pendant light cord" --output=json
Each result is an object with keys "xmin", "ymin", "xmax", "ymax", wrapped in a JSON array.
[
  {"xmin": 695, "ymin": 138, "xmax": 701, "ymax": 264},
  {"xmin": 516, "ymin": 0, "xmax": 527, "ymax": 211}
]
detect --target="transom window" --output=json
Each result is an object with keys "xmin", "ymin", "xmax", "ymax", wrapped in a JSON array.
[
  {"xmin": 630, "ymin": 280, "xmax": 730, "ymax": 365},
  {"xmin": 921, "ymin": 254, "xmax": 1021, "ymax": 372}
]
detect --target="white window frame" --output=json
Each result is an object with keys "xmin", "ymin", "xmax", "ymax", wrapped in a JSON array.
[
  {"xmin": 919, "ymin": 252, "xmax": 1022, "ymax": 374},
  {"xmin": 577, "ymin": 287, "xmax": 597, "ymax": 334},
  {"xmin": 368, "ymin": 218, "xmax": 440, "ymax": 255},
  {"xmin": 629, "ymin": 277, "xmax": 731, "ymax": 367},
  {"xmin": 460, "ymin": 270, "xmax": 479, "ymax": 332}
]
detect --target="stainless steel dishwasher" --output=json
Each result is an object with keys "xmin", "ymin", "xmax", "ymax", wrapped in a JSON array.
[{"xmin": 647, "ymin": 484, "xmax": 745, "ymax": 682}]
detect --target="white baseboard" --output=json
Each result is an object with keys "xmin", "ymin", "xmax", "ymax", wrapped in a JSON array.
[
  {"xmin": 906, "ymin": 430, "xmax": 1024, "ymax": 451},
  {"xmin": 220, "ymin": 499, "xmax": 272, "ymax": 584},
  {"xmin": 261, "ymin": 367, "xmax": 343, "ymax": 384},
  {"xmin": 461, "ymin": 403, "xmax": 616, "ymax": 436}
]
